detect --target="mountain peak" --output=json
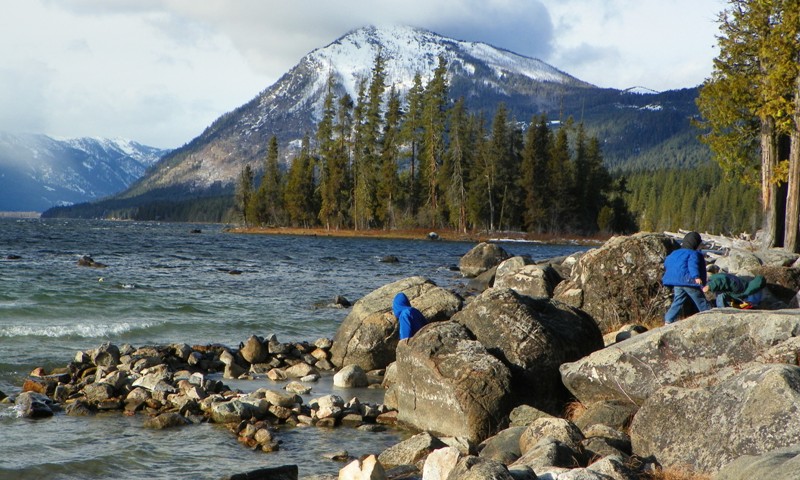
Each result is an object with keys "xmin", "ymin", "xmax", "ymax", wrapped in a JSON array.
[{"xmin": 309, "ymin": 24, "xmax": 590, "ymax": 100}]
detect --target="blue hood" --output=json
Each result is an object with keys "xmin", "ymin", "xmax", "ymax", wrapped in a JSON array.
[{"xmin": 393, "ymin": 292, "xmax": 411, "ymax": 317}]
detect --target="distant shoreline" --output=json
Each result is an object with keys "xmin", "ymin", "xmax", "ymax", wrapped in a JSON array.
[
  {"xmin": 227, "ymin": 226, "xmax": 608, "ymax": 246},
  {"xmin": 0, "ymin": 211, "xmax": 41, "ymax": 218}
]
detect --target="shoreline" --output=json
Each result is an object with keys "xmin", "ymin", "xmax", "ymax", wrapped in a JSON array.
[{"xmin": 227, "ymin": 226, "xmax": 609, "ymax": 246}]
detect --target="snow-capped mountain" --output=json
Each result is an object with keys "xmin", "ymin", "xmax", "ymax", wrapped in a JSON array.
[
  {"xmin": 51, "ymin": 25, "xmax": 704, "ymax": 219},
  {"xmin": 123, "ymin": 25, "xmax": 594, "ymax": 197},
  {"xmin": 0, "ymin": 131, "xmax": 167, "ymax": 212}
]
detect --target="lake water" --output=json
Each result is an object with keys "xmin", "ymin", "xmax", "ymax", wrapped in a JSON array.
[{"xmin": 0, "ymin": 219, "xmax": 589, "ymax": 479}]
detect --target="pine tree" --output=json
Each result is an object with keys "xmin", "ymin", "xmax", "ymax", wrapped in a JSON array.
[
  {"xmin": 547, "ymin": 124, "xmax": 575, "ymax": 232},
  {"xmin": 467, "ymin": 114, "xmax": 492, "ymax": 230},
  {"xmin": 283, "ymin": 135, "xmax": 317, "ymax": 227},
  {"xmin": 317, "ymin": 78, "xmax": 339, "ymax": 229},
  {"xmin": 376, "ymin": 86, "xmax": 402, "ymax": 227},
  {"xmin": 235, "ymin": 164, "xmax": 254, "ymax": 226},
  {"xmin": 520, "ymin": 115, "xmax": 552, "ymax": 232},
  {"xmin": 419, "ymin": 56, "xmax": 449, "ymax": 227},
  {"xmin": 441, "ymin": 98, "xmax": 472, "ymax": 233},
  {"xmin": 401, "ymin": 73, "xmax": 425, "ymax": 215},
  {"xmin": 697, "ymin": 0, "xmax": 800, "ymax": 248},
  {"xmin": 254, "ymin": 135, "xmax": 283, "ymax": 226}
]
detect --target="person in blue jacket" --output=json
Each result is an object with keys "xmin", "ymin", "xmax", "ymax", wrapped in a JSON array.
[
  {"xmin": 392, "ymin": 292, "xmax": 427, "ymax": 340},
  {"xmin": 662, "ymin": 231, "xmax": 711, "ymax": 324}
]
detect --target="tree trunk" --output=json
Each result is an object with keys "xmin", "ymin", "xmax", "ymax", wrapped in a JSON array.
[
  {"xmin": 785, "ymin": 75, "xmax": 800, "ymax": 252},
  {"xmin": 761, "ymin": 116, "xmax": 784, "ymax": 247}
]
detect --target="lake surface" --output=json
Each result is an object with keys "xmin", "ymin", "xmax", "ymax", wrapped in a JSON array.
[{"xmin": 0, "ymin": 219, "xmax": 589, "ymax": 479}]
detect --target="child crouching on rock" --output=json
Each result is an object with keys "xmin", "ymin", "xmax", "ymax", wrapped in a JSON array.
[
  {"xmin": 703, "ymin": 273, "xmax": 766, "ymax": 309},
  {"xmin": 662, "ymin": 231, "xmax": 711, "ymax": 324}
]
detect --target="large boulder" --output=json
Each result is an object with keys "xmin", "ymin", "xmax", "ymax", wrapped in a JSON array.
[
  {"xmin": 494, "ymin": 262, "xmax": 563, "ymax": 298},
  {"xmin": 15, "ymin": 391, "xmax": 57, "ymax": 418},
  {"xmin": 560, "ymin": 309, "xmax": 800, "ymax": 406},
  {"xmin": 753, "ymin": 265, "xmax": 800, "ymax": 307},
  {"xmin": 553, "ymin": 233, "xmax": 676, "ymax": 332},
  {"xmin": 630, "ymin": 363, "xmax": 800, "ymax": 475},
  {"xmin": 452, "ymin": 288, "xmax": 603, "ymax": 412},
  {"xmin": 387, "ymin": 321, "xmax": 513, "ymax": 443},
  {"xmin": 716, "ymin": 445, "xmax": 800, "ymax": 480},
  {"xmin": 330, "ymin": 276, "xmax": 462, "ymax": 371},
  {"xmin": 459, "ymin": 242, "xmax": 511, "ymax": 278}
]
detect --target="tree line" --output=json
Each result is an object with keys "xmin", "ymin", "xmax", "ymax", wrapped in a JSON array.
[
  {"xmin": 624, "ymin": 162, "xmax": 762, "ymax": 236},
  {"xmin": 236, "ymin": 55, "xmax": 634, "ymax": 235}
]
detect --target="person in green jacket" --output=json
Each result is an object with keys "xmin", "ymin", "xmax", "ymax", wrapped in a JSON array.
[{"xmin": 702, "ymin": 273, "xmax": 766, "ymax": 309}]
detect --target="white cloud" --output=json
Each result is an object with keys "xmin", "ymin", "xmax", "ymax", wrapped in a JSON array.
[{"xmin": 0, "ymin": 0, "xmax": 728, "ymax": 147}]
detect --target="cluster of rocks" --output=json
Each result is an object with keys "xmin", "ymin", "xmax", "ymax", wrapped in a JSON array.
[
  {"xmin": 11, "ymin": 335, "xmax": 397, "ymax": 457},
  {"xmin": 313, "ymin": 234, "xmax": 800, "ymax": 479},
  {"xmin": 10, "ymin": 232, "xmax": 800, "ymax": 480}
]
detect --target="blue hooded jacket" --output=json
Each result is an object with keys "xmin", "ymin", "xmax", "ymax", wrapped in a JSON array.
[
  {"xmin": 662, "ymin": 248, "xmax": 707, "ymax": 288},
  {"xmin": 392, "ymin": 292, "xmax": 427, "ymax": 340}
]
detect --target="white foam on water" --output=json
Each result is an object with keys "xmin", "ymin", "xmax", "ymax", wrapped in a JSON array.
[{"xmin": 0, "ymin": 322, "xmax": 156, "ymax": 338}]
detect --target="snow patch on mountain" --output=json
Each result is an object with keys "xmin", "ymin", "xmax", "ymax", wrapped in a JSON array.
[
  {"xmin": 622, "ymin": 86, "xmax": 660, "ymax": 95},
  {"xmin": 0, "ymin": 131, "xmax": 169, "ymax": 211},
  {"xmin": 300, "ymin": 25, "xmax": 589, "ymax": 120}
]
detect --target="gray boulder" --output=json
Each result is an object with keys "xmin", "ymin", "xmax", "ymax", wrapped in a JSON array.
[
  {"xmin": 519, "ymin": 418, "xmax": 585, "ymax": 456},
  {"xmin": 714, "ymin": 248, "xmax": 763, "ymax": 275},
  {"xmin": 716, "ymin": 445, "xmax": 800, "ymax": 480},
  {"xmin": 511, "ymin": 437, "xmax": 581, "ymax": 472},
  {"xmin": 572, "ymin": 400, "xmax": 638, "ymax": 432},
  {"xmin": 333, "ymin": 364, "xmax": 368, "ymax": 388},
  {"xmin": 495, "ymin": 256, "xmax": 532, "ymax": 279},
  {"xmin": 388, "ymin": 321, "xmax": 513, "ymax": 443},
  {"xmin": 630, "ymin": 363, "xmax": 800, "ymax": 475},
  {"xmin": 459, "ymin": 242, "xmax": 511, "ymax": 278},
  {"xmin": 240, "ymin": 335, "xmax": 268, "ymax": 364},
  {"xmin": 452, "ymin": 288, "xmax": 603, "ymax": 412},
  {"xmin": 560, "ymin": 310, "xmax": 800, "ymax": 405},
  {"xmin": 553, "ymin": 233, "xmax": 675, "ymax": 332},
  {"xmin": 478, "ymin": 426, "xmax": 526, "ymax": 465},
  {"xmin": 377, "ymin": 432, "xmax": 446, "ymax": 469},
  {"xmin": 330, "ymin": 276, "xmax": 462, "ymax": 371},
  {"xmin": 754, "ymin": 265, "xmax": 800, "ymax": 307},
  {"xmin": 15, "ymin": 391, "xmax": 56, "ymax": 418},
  {"xmin": 446, "ymin": 456, "xmax": 516, "ymax": 480},
  {"xmin": 494, "ymin": 262, "xmax": 563, "ymax": 298},
  {"xmin": 143, "ymin": 412, "xmax": 191, "ymax": 429}
]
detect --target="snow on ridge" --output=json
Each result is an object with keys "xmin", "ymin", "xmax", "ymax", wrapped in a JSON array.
[
  {"xmin": 622, "ymin": 86, "xmax": 660, "ymax": 95},
  {"xmin": 305, "ymin": 25, "xmax": 581, "ymax": 103}
]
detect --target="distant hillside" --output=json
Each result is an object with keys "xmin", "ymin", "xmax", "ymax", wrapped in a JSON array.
[
  {"xmin": 0, "ymin": 132, "xmax": 167, "ymax": 212},
  {"xmin": 44, "ymin": 25, "xmax": 710, "ymax": 220}
]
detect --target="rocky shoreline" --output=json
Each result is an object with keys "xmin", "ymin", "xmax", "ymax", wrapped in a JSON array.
[{"xmin": 5, "ymin": 232, "xmax": 800, "ymax": 480}]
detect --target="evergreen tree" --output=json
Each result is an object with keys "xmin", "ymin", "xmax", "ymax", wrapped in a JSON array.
[
  {"xmin": 317, "ymin": 78, "xmax": 340, "ymax": 229},
  {"xmin": 572, "ymin": 124, "xmax": 612, "ymax": 232},
  {"xmin": 467, "ymin": 114, "xmax": 492, "ymax": 230},
  {"xmin": 351, "ymin": 78, "xmax": 371, "ymax": 230},
  {"xmin": 441, "ymin": 98, "xmax": 472, "ymax": 233},
  {"xmin": 376, "ymin": 86, "xmax": 402, "ymax": 227},
  {"xmin": 697, "ymin": 0, "xmax": 800, "ymax": 249},
  {"xmin": 283, "ymin": 135, "xmax": 318, "ymax": 227},
  {"xmin": 334, "ymin": 93, "xmax": 355, "ymax": 227},
  {"xmin": 401, "ymin": 73, "xmax": 425, "ymax": 215},
  {"xmin": 485, "ymin": 104, "xmax": 512, "ymax": 231},
  {"xmin": 419, "ymin": 56, "xmax": 449, "ymax": 227},
  {"xmin": 520, "ymin": 115, "xmax": 552, "ymax": 232},
  {"xmin": 254, "ymin": 135, "xmax": 283, "ymax": 226},
  {"xmin": 547, "ymin": 125, "xmax": 575, "ymax": 231},
  {"xmin": 235, "ymin": 164, "xmax": 254, "ymax": 226}
]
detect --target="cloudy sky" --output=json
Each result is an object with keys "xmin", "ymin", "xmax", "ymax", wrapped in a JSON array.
[{"xmin": 1, "ymin": 0, "xmax": 727, "ymax": 149}]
